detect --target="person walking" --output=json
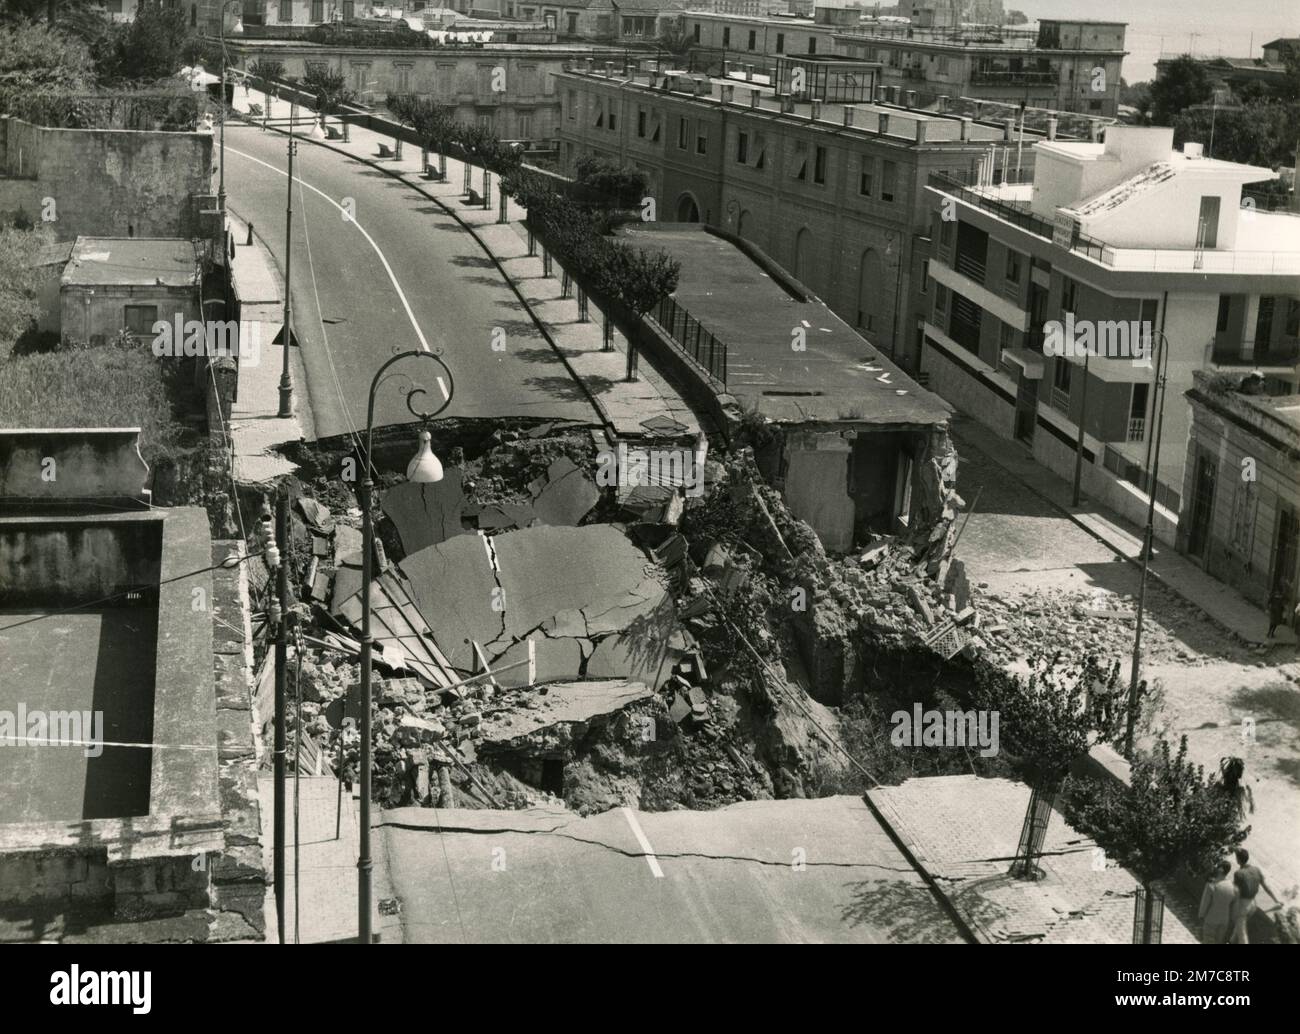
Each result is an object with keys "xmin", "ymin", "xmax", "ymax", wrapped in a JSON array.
[
  {"xmin": 1230, "ymin": 848, "xmax": 1278, "ymax": 944},
  {"xmin": 1218, "ymin": 757, "xmax": 1255, "ymax": 823},
  {"xmin": 1199, "ymin": 859, "xmax": 1237, "ymax": 944},
  {"xmin": 1267, "ymin": 587, "xmax": 1286, "ymax": 638}
]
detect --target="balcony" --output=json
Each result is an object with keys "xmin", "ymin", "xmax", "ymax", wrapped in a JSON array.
[
  {"xmin": 969, "ymin": 69, "xmax": 1059, "ymax": 86},
  {"xmin": 1050, "ymin": 386, "xmax": 1070, "ymax": 413},
  {"xmin": 1127, "ymin": 417, "xmax": 1146, "ymax": 442}
]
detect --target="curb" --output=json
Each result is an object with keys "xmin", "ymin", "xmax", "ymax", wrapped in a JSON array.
[{"xmin": 238, "ymin": 111, "xmax": 622, "ymax": 440}]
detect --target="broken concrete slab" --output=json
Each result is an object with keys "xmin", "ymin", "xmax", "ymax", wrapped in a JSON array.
[
  {"xmin": 478, "ymin": 680, "xmax": 653, "ymax": 747},
  {"xmin": 296, "ymin": 497, "xmax": 335, "ymax": 535},
  {"xmin": 529, "ymin": 456, "xmax": 599, "ymax": 527},
  {"xmin": 381, "ymin": 470, "xmax": 466, "ymax": 555}
]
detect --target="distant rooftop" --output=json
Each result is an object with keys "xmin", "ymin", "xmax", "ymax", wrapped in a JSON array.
[
  {"xmin": 620, "ymin": 225, "xmax": 951, "ymax": 426},
  {"xmin": 62, "ymin": 238, "xmax": 202, "ymax": 288}
]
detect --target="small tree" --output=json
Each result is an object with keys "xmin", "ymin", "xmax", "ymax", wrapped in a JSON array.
[
  {"xmin": 389, "ymin": 92, "xmax": 455, "ymax": 174},
  {"xmin": 974, "ymin": 654, "xmax": 1130, "ymax": 880},
  {"xmin": 98, "ymin": 0, "xmax": 194, "ymax": 82},
  {"xmin": 0, "ymin": 221, "xmax": 55, "ymax": 361},
  {"xmin": 303, "ymin": 61, "xmax": 354, "ymax": 140},
  {"xmin": 1069, "ymin": 735, "xmax": 1247, "ymax": 943}
]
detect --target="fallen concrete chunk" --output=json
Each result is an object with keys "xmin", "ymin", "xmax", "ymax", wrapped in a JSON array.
[
  {"xmin": 381, "ymin": 470, "xmax": 466, "ymax": 554},
  {"xmin": 530, "ymin": 455, "xmax": 599, "ymax": 527},
  {"xmin": 297, "ymin": 497, "xmax": 335, "ymax": 534}
]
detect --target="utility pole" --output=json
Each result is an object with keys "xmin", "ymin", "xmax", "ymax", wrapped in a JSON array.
[
  {"xmin": 278, "ymin": 111, "xmax": 297, "ymax": 419},
  {"xmin": 273, "ymin": 487, "xmax": 289, "ymax": 944}
]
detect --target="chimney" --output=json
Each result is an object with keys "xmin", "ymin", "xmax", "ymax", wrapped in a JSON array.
[
  {"xmin": 585, "ymin": 57, "xmax": 594, "ymax": 72},
  {"xmin": 1088, "ymin": 120, "xmax": 1101, "ymax": 142},
  {"xmin": 937, "ymin": 94, "xmax": 949, "ymax": 112},
  {"xmin": 811, "ymin": 100, "xmax": 822, "ymax": 120},
  {"xmin": 722, "ymin": 84, "xmax": 735, "ymax": 103},
  {"xmin": 905, "ymin": 89, "xmax": 917, "ymax": 107},
  {"xmin": 875, "ymin": 85, "xmax": 887, "ymax": 102},
  {"xmin": 1046, "ymin": 117, "xmax": 1058, "ymax": 141},
  {"xmin": 604, "ymin": 61, "xmax": 614, "ymax": 76},
  {"xmin": 782, "ymin": 95, "xmax": 795, "ymax": 113},
  {"xmin": 843, "ymin": 107, "xmax": 855, "ymax": 127},
  {"xmin": 746, "ymin": 63, "xmax": 755, "ymax": 81},
  {"xmin": 750, "ymin": 89, "xmax": 760, "ymax": 108},
  {"xmin": 879, "ymin": 112, "xmax": 890, "ymax": 135},
  {"xmin": 959, "ymin": 116, "xmax": 972, "ymax": 141},
  {"xmin": 1003, "ymin": 118, "xmax": 1015, "ymax": 141},
  {"xmin": 695, "ymin": 77, "xmax": 709, "ymax": 97},
  {"xmin": 915, "ymin": 119, "xmax": 927, "ymax": 143}
]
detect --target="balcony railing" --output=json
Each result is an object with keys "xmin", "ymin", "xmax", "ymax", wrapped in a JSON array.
[
  {"xmin": 1127, "ymin": 416, "xmax": 1146, "ymax": 442},
  {"xmin": 953, "ymin": 251, "xmax": 987, "ymax": 284},
  {"xmin": 1050, "ymin": 386, "xmax": 1070, "ymax": 412},
  {"xmin": 969, "ymin": 69, "xmax": 1059, "ymax": 86},
  {"xmin": 1213, "ymin": 339, "xmax": 1300, "ymax": 366}
]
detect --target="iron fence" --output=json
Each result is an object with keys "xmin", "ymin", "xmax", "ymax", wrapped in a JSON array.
[{"xmin": 654, "ymin": 295, "xmax": 728, "ymax": 387}]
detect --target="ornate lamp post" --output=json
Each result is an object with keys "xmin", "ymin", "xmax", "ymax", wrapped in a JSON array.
[{"xmin": 357, "ymin": 349, "xmax": 454, "ymax": 944}]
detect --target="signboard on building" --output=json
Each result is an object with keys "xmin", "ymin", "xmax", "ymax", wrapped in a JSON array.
[{"xmin": 1053, "ymin": 209, "xmax": 1077, "ymax": 250}]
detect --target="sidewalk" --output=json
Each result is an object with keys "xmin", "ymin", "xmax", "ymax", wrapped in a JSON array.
[
  {"xmin": 225, "ymin": 208, "xmax": 313, "ymax": 483},
  {"xmin": 226, "ymin": 91, "xmax": 700, "ymax": 443},
  {"xmin": 953, "ymin": 416, "xmax": 1297, "ymax": 649},
  {"xmin": 256, "ymin": 774, "xmax": 403, "ymax": 943}
]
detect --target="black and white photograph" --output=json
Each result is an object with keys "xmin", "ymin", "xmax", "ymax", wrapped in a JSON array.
[{"xmin": 0, "ymin": 0, "xmax": 1296, "ymax": 1003}]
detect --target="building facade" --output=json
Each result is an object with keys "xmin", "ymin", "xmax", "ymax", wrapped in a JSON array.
[
  {"xmin": 1179, "ymin": 370, "xmax": 1300, "ymax": 619},
  {"xmin": 920, "ymin": 126, "xmax": 1300, "ymax": 544},
  {"xmin": 557, "ymin": 61, "xmax": 1052, "ymax": 364}
]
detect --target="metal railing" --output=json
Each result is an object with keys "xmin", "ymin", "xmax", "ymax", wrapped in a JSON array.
[
  {"xmin": 654, "ymin": 295, "xmax": 728, "ymax": 387},
  {"xmin": 969, "ymin": 69, "xmax": 1059, "ymax": 86},
  {"xmin": 1126, "ymin": 416, "xmax": 1146, "ymax": 442},
  {"xmin": 1050, "ymin": 386, "xmax": 1071, "ymax": 413},
  {"xmin": 1104, "ymin": 444, "xmax": 1182, "ymax": 513}
]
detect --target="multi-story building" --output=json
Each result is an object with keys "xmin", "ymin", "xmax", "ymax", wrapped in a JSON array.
[
  {"xmin": 920, "ymin": 125, "xmax": 1300, "ymax": 542},
  {"xmin": 557, "ymin": 60, "xmax": 1062, "ymax": 364},
  {"xmin": 1179, "ymin": 370, "xmax": 1300, "ymax": 618},
  {"xmin": 834, "ymin": 18, "xmax": 1127, "ymax": 117},
  {"xmin": 685, "ymin": 9, "xmax": 843, "ymax": 61},
  {"xmin": 226, "ymin": 37, "xmax": 623, "ymax": 143},
  {"xmin": 582, "ymin": 0, "xmax": 687, "ymax": 40}
]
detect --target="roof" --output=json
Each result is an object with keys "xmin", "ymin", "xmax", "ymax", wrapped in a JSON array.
[
  {"xmin": 620, "ymin": 225, "xmax": 951, "ymax": 427},
  {"xmin": 1062, "ymin": 151, "xmax": 1278, "ymax": 220},
  {"xmin": 61, "ymin": 237, "xmax": 201, "ymax": 288},
  {"xmin": 31, "ymin": 239, "xmax": 75, "ymax": 269}
]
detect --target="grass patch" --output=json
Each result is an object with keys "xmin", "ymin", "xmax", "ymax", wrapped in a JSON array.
[{"xmin": 0, "ymin": 342, "xmax": 195, "ymax": 468}]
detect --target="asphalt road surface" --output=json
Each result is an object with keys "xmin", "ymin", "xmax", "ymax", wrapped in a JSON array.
[
  {"xmin": 223, "ymin": 124, "xmax": 600, "ymax": 439},
  {"xmin": 382, "ymin": 796, "xmax": 967, "ymax": 943}
]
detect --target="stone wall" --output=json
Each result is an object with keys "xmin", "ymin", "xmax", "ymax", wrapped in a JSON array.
[
  {"xmin": 0, "ymin": 428, "xmax": 152, "ymax": 510},
  {"xmin": 0, "ymin": 116, "xmax": 216, "ymax": 240}
]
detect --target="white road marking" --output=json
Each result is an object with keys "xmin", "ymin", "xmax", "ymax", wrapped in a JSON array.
[
  {"xmin": 621, "ymin": 807, "xmax": 665, "ymax": 878},
  {"xmin": 226, "ymin": 145, "xmax": 432, "ymax": 353}
]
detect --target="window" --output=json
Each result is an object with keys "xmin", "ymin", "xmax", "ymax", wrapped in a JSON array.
[
  {"xmin": 311, "ymin": 0, "xmax": 324, "ymax": 20},
  {"xmin": 1061, "ymin": 276, "xmax": 1078, "ymax": 315},
  {"xmin": 608, "ymin": 104, "xmax": 616, "ymax": 131},
  {"xmin": 696, "ymin": 127, "xmax": 707, "ymax": 155},
  {"xmin": 920, "ymin": 260, "xmax": 929, "ymax": 294},
  {"xmin": 395, "ymin": 65, "xmax": 412, "ymax": 93},
  {"xmin": 736, "ymin": 130, "xmax": 749, "ymax": 164},
  {"xmin": 940, "ymin": 216, "xmax": 955, "ymax": 248},
  {"xmin": 723, "ymin": 27, "xmax": 730, "ymax": 47},
  {"xmin": 934, "ymin": 283, "xmax": 949, "ymax": 316},
  {"xmin": 999, "ymin": 322, "xmax": 1015, "ymax": 360},
  {"xmin": 1051, "ymin": 358, "xmax": 1072, "ymax": 411},
  {"xmin": 937, "ymin": 55, "xmax": 949, "ymax": 75},
  {"xmin": 859, "ymin": 160, "xmax": 873, "ymax": 197},
  {"xmin": 279, "ymin": 0, "xmax": 292, "ymax": 22},
  {"xmin": 124, "ymin": 305, "xmax": 157, "ymax": 337},
  {"xmin": 567, "ymin": 89, "xmax": 576, "ymax": 120},
  {"xmin": 693, "ymin": 23, "xmax": 700, "ymax": 42},
  {"xmin": 1287, "ymin": 297, "xmax": 1300, "ymax": 337},
  {"xmin": 776, "ymin": 33, "xmax": 784, "ymax": 54},
  {"xmin": 748, "ymin": 30, "xmax": 756, "ymax": 50},
  {"xmin": 517, "ymin": 113, "xmax": 532, "ymax": 139},
  {"xmin": 1128, "ymin": 382, "xmax": 1149, "ymax": 442},
  {"xmin": 594, "ymin": 102, "xmax": 604, "ymax": 128},
  {"xmin": 1004, "ymin": 248, "xmax": 1021, "ymax": 283},
  {"xmin": 678, "ymin": 117, "xmax": 688, "ymax": 149},
  {"xmin": 351, "ymin": 64, "xmax": 370, "ymax": 93},
  {"xmin": 880, "ymin": 160, "xmax": 897, "ymax": 202},
  {"xmin": 1229, "ymin": 479, "xmax": 1258, "ymax": 552},
  {"xmin": 1216, "ymin": 294, "xmax": 1231, "ymax": 333},
  {"xmin": 478, "ymin": 112, "xmax": 495, "ymax": 131},
  {"xmin": 808, "ymin": 37, "xmax": 817, "ymax": 55},
  {"xmin": 813, "ymin": 145, "xmax": 827, "ymax": 184},
  {"xmin": 637, "ymin": 108, "xmax": 647, "ymax": 138}
]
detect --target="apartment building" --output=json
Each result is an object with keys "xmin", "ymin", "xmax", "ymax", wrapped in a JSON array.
[
  {"xmin": 1180, "ymin": 370, "xmax": 1300, "ymax": 617},
  {"xmin": 685, "ymin": 9, "xmax": 842, "ymax": 60},
  {"xmin": 920, "ymin": 126, "xmax": 1300, "ymax": 543},
  {"xmin": 557, "ymin": 60, "xmax": 1057, "ymax": 363},
  {"xmin": 583, "ymin": 0, "xmax": 687, "ymax": 40},
  {"xmin": 834, "ymin": 19, "xmax": 1127, "ymax": 117}
]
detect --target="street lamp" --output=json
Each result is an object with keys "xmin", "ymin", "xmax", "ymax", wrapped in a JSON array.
[
  {"xmin": 1124, "ymin": 327, "xmax": 1172, "ymax": 756},
  {"xmin": 357, "ymin": 349, "xmax": 455, "ymax": 944},
  {"xmin": 217, "ymin": 0, "xmax": 244, "ymax": 213}
]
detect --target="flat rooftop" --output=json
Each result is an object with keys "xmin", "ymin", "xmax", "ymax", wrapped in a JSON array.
[
  {"xmin": 63, "ymin": 237, "xmax": 202, "ymax": 289},
  {"xmin": 622, "ymin": 226, "xmax": 951, "ymax": 426}
]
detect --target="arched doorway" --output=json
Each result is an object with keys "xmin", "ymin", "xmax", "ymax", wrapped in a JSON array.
[
  {"xmin": 793, "ymin": 227, "xmax": 813, "ymax": 283},
  {"xmin": 856, "ymin": 248, "xmax": 885, "ymax": 334},
  {"xmin": 676, "ymin": 193, "xmax": 700, "ymax": 222}
]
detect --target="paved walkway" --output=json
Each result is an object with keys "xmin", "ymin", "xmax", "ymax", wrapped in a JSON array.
[
  {"xmin": 256, "ymin": 774, "xmax": 403, "ymax": 944},
  {"xmin": 225, "ymin": 208, "xmax": 312, "ymax": 483},
  {"xmin": 953, "ymin": 416, "xmax": 1297, "ymax": 649},
  {"xmin": 226, "ymin": 92, "xmax": 699, "ymax": 442},
  {"xmin": 870, "ymin": 775, "xmax": 1200, "ymax": 943}
]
